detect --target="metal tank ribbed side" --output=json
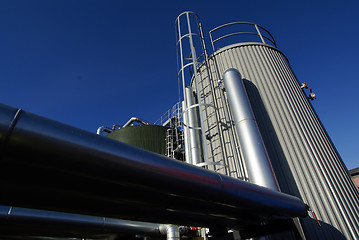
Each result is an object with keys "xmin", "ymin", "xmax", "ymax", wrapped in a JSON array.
[
  {"xmin": 196, "ymin": 41, "xmax": 359, "ymax": 239},
  {"xmin": 106, "ymin": 125, "xmax": 168, "ymax": 155}
]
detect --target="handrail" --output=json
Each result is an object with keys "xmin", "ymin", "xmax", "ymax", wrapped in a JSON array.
[
  {"xmin": 209, "ymin": 22, "xmax": 277, "ymax": 51},
  {"xmin": 212, "ymin": 32, "xmax": 276, "ymax": 46}
]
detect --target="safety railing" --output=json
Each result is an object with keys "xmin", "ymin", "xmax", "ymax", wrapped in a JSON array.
[
  {"xmin": 209, "ymin": 22, "xmax": 277, "ymax": 52},
  {"xmin": 154, "ymin": 102, "xmax": 182, "ymax": 128}
]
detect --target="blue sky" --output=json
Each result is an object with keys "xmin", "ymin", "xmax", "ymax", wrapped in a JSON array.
[{"xmin": 0, "ymin": 0, "xmax": 358, "ymax": 170}]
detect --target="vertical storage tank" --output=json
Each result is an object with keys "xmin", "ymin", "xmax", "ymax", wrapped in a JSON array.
[
  {"xmin": 192, "ymin": 22, "xmax": 359, "ymax": 239},
  {"xmin": 106, "ymin": 125, "xmax": 168, "ymax": 155}
]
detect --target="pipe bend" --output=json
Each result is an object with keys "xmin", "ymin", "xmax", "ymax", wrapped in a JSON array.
[
  {"xmin": 123, "ymin": 117, "xmax": 152, "ymax": 128},
  {"xmin": 0, "ymin": 105, "xmax": 22, "ymax": 154},
  {"xmin": 96, "ymin": 126, "xmax": 113, "ymax": 135},
  {"xmin": 159, "ymin": 224, "xmax": 180, "ymax": 240},
  {"xmin": 223, "ymin": 68, "xmax": 242, "ymax": 79}
]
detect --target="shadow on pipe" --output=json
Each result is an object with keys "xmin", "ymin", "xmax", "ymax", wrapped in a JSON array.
[{"xmin": 0, "ymin": 103, "xmax": 308, "ymax": 230}]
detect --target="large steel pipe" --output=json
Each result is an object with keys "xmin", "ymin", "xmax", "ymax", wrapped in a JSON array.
[
  {"xmin": 0, "ymin": 205, "xmax": 163, "ymax": 238},
  {"xmin": 223, "ymin": 68, "xmax": 279, "ymax": 190},
  {"xmin": 0, "ymin": 103, "xmax": 307, "ymax": 227}
]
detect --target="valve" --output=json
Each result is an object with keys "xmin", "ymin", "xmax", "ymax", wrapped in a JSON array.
[
  {"xmin": 300, "ymin": 82, "xmax": 317, "ymax": 101},
  {"xmin": 306, "ymin": 204, "xmax": 321, "ymax": 227},
  {"xmin": 301, "ymin": 82, "xmax": 308, "ymax": 89},
  {"xmin": 308, "ymin": 88, "xmax": 317, "ymax": 101},
  {"xmin": 179, "ymin": 226, "xmax": 202, "ymax": 237}
]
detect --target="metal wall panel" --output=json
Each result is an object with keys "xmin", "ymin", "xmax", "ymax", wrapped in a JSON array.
[{"xmin": 196, "ymin": 42, "xmax": 359, "ymax": 239}]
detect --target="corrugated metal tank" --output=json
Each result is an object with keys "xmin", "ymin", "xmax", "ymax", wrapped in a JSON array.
[
  {"xmin": 106, "ymin": 125, "xmax": 168, "ymax": 155},
  {"xmin": 194, "ymin": 41, "xmax": 359, "ymax": 239}
]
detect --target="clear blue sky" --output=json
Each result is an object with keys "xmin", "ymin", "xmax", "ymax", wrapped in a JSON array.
[{"xmin": 1, "ymin": 0, "xmax": 358, "ymax": 169}]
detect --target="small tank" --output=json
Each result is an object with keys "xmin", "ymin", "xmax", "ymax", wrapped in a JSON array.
[{"xmin": 106, "ymin": 125, "xmax": 168, "ymax": 155}]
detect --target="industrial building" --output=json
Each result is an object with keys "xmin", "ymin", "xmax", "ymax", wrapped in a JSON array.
[{"xmin": 0, "ymin": 11, "xmax": 358, "ymax": 240}]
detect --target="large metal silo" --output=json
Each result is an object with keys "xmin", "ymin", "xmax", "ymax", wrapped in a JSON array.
[
  {"xmin": 182, "ymin": 18, "xmax": 359, "ymax": 239},
  {"xmin": 212, "ymin": 42, "xmax": 359, "ymax": 239}
]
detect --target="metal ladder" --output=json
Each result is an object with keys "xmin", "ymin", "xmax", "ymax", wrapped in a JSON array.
[
  {"xmin": 156, "ymin": 103, "xmax": 184, "ymax": 160},
  {"xmin": 175, "ymin": 11, "xmax": 229, "ymax": 174}
]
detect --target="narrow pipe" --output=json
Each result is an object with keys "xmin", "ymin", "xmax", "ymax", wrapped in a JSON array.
[
  {"xmin": 0, "ymin": 103, "xmax": 306, "ymax": 228},
  {"xmin": 96, "ymin": 126, "xmax": 114, "ymax": 135},
  {"xmin": 185, "ymin": 86, "xmax": 203, "ymax": 164},
  {"xmin": 0, "ymin": 206, "xmax": 181, "ymax": 240},
  {"xmin": 123, "ymin": 117, "xmax": 151, "ymax": 128},
  {"xmin": 222, "ymin": 68, "xmax": 279, "ymax": 190}
]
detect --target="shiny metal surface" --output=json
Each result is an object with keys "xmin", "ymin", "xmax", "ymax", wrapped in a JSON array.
[
  {"xmin": 123, "ymin": 117, "xmax": 151, "ymax": 128},
  {"xmin": 0, "ymin": 103, "xmax": 307, "ymax": 228},
  {"xmin": 184, "ymin": 86, "xmax": 202, "ymax": 164},
  {"xmin": 176, "ymin": 11, "xmax": 210, "ymax": 167},
  {"xmin": 182, "ymin": 100, "xmax": 191, "ymax": 164},
  {"xmin": 222, "ymin": 68, "xmax": 278, "ymax": 190},
  {"xmin": 207, "ymin": 42, "xmax": 359, "ymax": 239},
  {"xmin": 0, "ymin": 205, "xmax": 162, "ymax": 238},
  {"xmin": 96, "ymin": 126, "xmax": 114, "ymax": 135},
  {"xmin": 159, "ymin": 225, "xmax": 180, "ymax": 240}
]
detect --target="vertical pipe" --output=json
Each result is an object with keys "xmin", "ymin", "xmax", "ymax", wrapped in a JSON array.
[
  {"xmin": 160, "ymin": 225, "xmax": 180, "ymax": 240},
  {"xmin": 185, "ymin": 13, "xmax": 210, "ymax": 165},
  {"xmin": 182, "ymin": 101, "xmax": 192, "ymax": 164},
  {"xmin": 223, "ymin": 68, "xmax": 279, "ymax": 190},
  {"xmin": 185, "ymin": 86, "xmax": 203, "ymax": 164}
]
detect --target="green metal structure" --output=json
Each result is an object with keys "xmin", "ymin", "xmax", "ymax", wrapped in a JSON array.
[{"xmin": 106, "ymin": 125, "xmax": 168, "ymax": 155}]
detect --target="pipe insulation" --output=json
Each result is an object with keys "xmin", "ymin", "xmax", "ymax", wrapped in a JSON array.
[
  {"xmin": 184, "ymin": 86, "xmax": 203, "ymax": 164},
  {"xmin": 0, "ymin": 103, "xmax": 307, "ymax": 228},
  {"xmin": 223, "ymin": 68, "xmax": 279, "ymax": 190},
  {"xmin": 0, "ymin": 205, "xmax": 163, "ymax": 238},
  {"xmin": 182, "ymin": 100, "xmax": 191, "ymax": 164},
  {"xmin": 159, "ymin": 225, "xmax": 180, "ymax": 240}
]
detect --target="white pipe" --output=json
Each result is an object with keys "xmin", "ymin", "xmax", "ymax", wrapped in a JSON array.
[
  {"xmin": 123, "ymin": 117, "xmax": 151, "ymax": 128},
  {"xmin": 182, "ymin": 100, "xmax": 192, "ymax": 164},
  {"xmin": 185, "ymin": 86, "xmax": 203, "ymax": 164},
  {"xmin": 223, "ymin": 68, "xmax": 279, "ymax": 190},
  {"xmin": 96, "ymin": 126, "xmax": 113, "ymax": 135},
  {"xmin": 159, "ymin": 224, "xmax": 180, "ymax": 240}
]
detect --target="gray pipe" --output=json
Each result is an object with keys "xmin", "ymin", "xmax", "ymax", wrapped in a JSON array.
[
  {"xmin": 0, "ymin": 103, "xmax": 306, "ymax": 229},
  {"xmin": 159, "ymin": 225, "xmax": 180, "ymax": 240},
  {"xmin": 123, "ymin": 117, "xmax": 151, "ymax": 128},
  {"xmin": 184, "ymin": 86, "xmax": 203, "ymax": 164},
  {"xmin": 0, "ymin": 206, "xmax": 181, "ymax": 239},
  {"xmin": 0, "ymin": 205, "xmax": 163, "ymax": 238},
  {"xmin": 182, "ymin": 100, "xmax": 192, "ymax": 164},
  {"xmin": 96, "ymin": 126, "xmax": 114, "ymax": 135},
  {"xmin": 223, "ymin": 68, "xmax": 279, "ymax": 190}
]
